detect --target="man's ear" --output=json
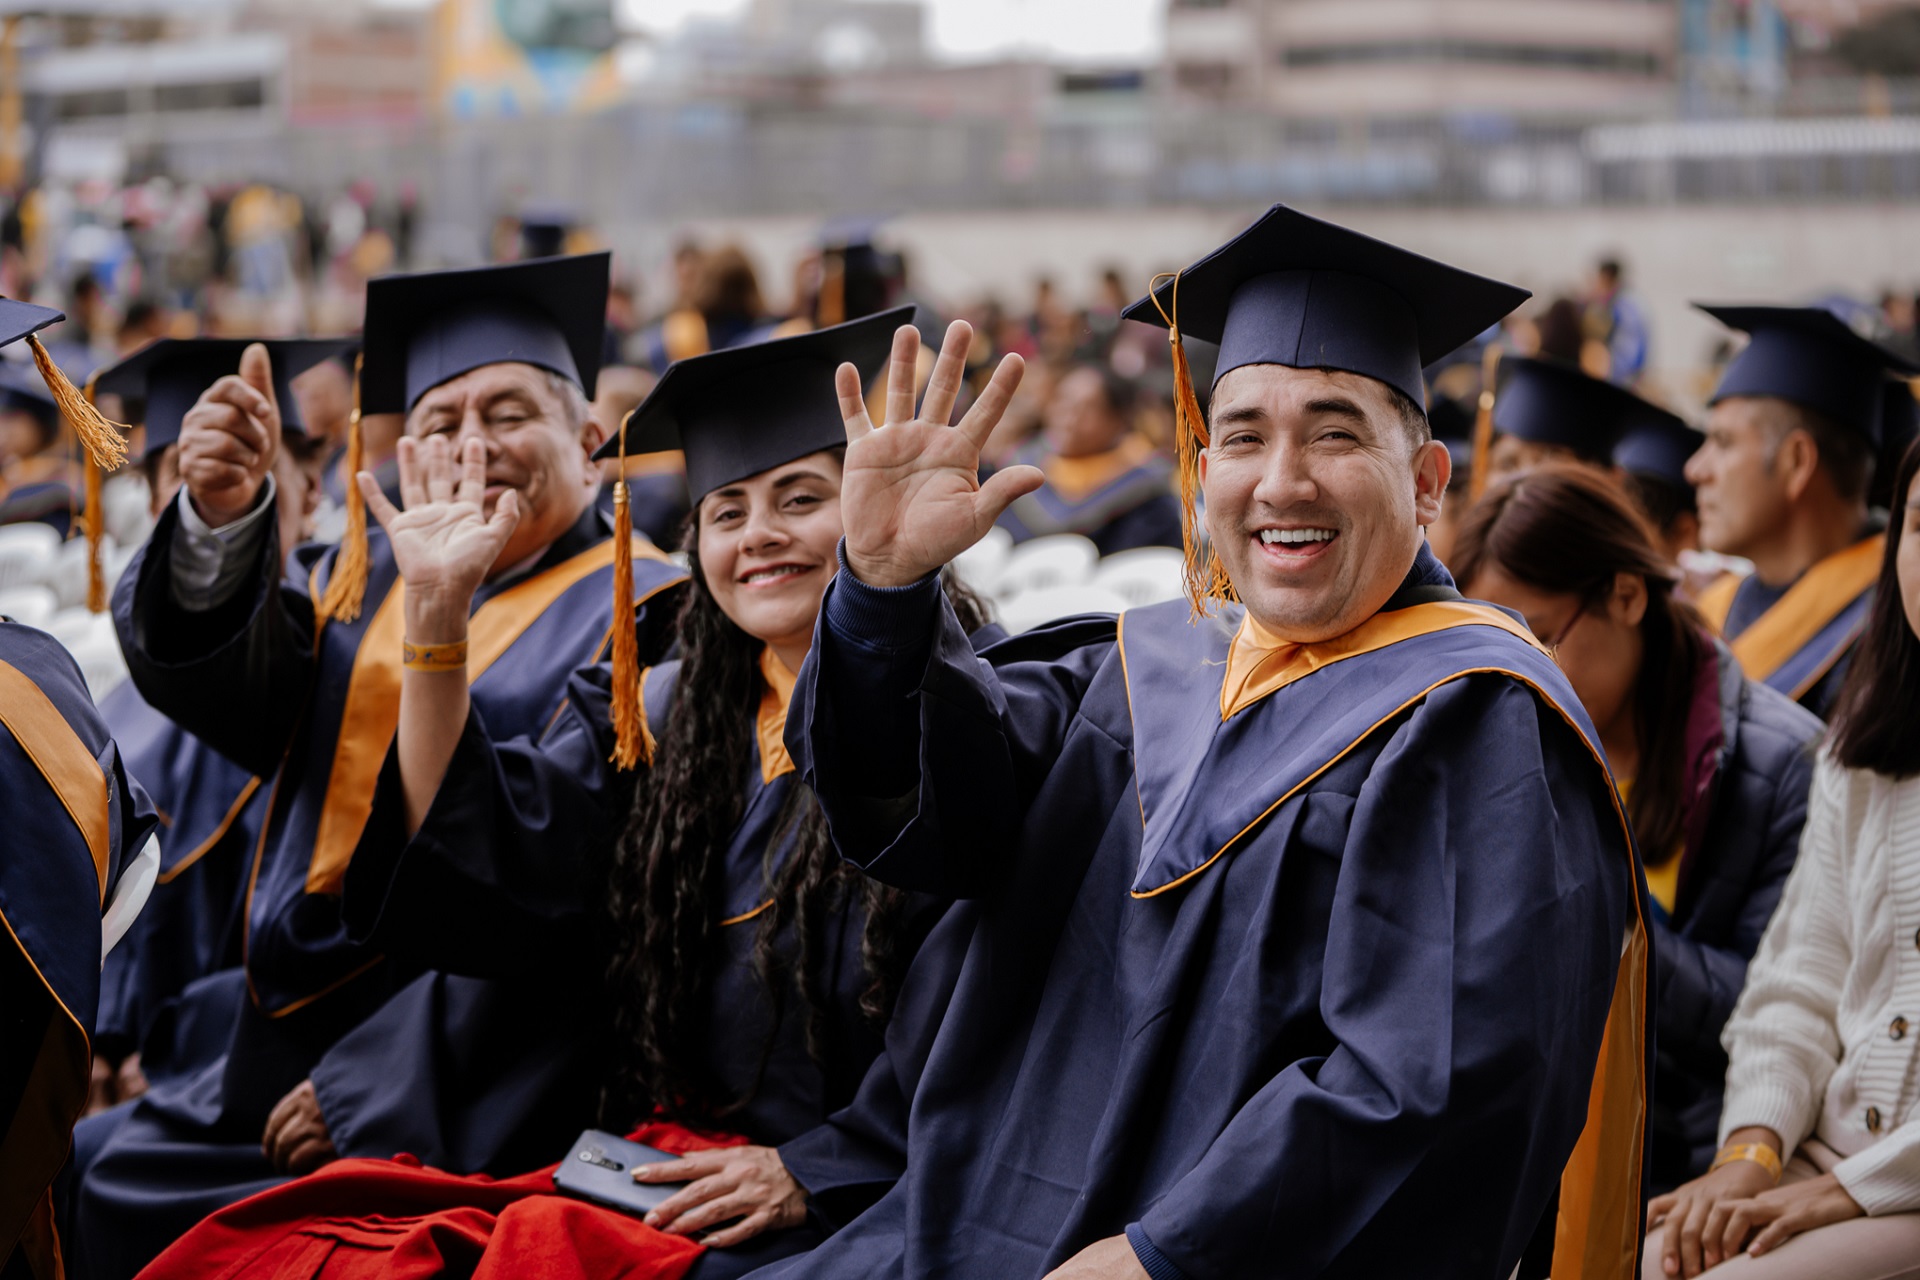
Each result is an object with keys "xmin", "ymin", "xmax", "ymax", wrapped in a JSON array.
[
  {"xmin": 1412, "ymin": 438, "xmax": 1451, "ymax": 528},
  {"xmin": 1774, "ymin": 427, "xmax": 1821, "ymax": 503}
]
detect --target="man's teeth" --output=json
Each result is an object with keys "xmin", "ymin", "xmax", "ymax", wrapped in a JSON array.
[
  {"xmin": 1258, "ymin": 529, "xmax": 1335, "ymax": 545},
  {"xmin": 744, "ymin": 565, "xmax": 807, "ymax": 583}
]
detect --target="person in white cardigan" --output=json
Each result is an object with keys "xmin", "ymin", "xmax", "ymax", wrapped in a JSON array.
[{"xmin": 1645, "ymin": 436, "xmax": 1920, "ymax": 1278}]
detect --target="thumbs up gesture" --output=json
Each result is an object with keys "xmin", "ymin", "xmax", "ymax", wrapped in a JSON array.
[{"xmin": 178, "ymin": 342, "xmax": 282, "ymax": 528}]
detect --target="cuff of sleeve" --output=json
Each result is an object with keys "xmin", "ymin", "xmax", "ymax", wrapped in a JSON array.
[
  {"xmin": 824, "ymin": 539, "xmax": 940, "ymax": 653},
  {"xmin": 1718, "ymin": 1081, "xmax": 1817, "ymax": 1153},
  {"xmin": 1126, "ymin": 1223, "xmax": 1189, "ymax": 1280},
  {"xmin": 177, "ymin": 476, "xmax": 277, "ymax": 542},
  {"xmin": 1832, "ymin": 1127, "xmax": 1920, "ymax": 1217}
]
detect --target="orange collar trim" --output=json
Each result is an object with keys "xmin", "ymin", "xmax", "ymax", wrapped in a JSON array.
[
  {"xmin": 622, "ymin": 450, "xmax": 686, "ymax": 479},
  {"xmin": 0, "ymin": 658, "xmax": 111, "ymax": 901},
  {"xmin": 1720, "ymin": 536, "xmax": 1882, "ymax": 684},
  {"xmin": 757, "ymin": 646, "xmax": 798, "ymax": 785},
  {"xmin": 1041, "ymin": 434, "xmax": 1156, "ymax": 503},
  {"xmin": 1220, "ymin": 599, "xmax": 1545, "ymax": 721}
]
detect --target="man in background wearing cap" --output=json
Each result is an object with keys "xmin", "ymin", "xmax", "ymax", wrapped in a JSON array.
[
  {"xmin": 774, "ymin": 206, "xmax": 1646, "ymax": 1280},
  {"xmin": 1686, "ymin": 306, "xmax": 1918, "ymax": 719},
  {"xmin": 67, "ymin": 254, "xmax": 687, "ymax": 1280},
  {"xmin": 0, "ymin": 359, "xmax": 82, "ymax": 534},
  {"xmin": 1485, "ymin": 355, "xmax": 1631, "ymax": 480},
  {"xmin": 82, "ymin": 338, "xmax": 348, "ymax": 1121}
]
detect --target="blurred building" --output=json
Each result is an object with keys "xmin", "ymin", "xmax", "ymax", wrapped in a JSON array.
[{"xmin": 1164, "ymin": 0, "xmax": 1680, "ymax": 118}]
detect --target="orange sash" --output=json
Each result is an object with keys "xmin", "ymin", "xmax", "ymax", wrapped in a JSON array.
[
  {"xmin": 1702, "ymin": 537, "xmax": 1882, "ymax": 684},
  {"xmin": 0, "ymin": 658, "xmax": 110, "ymax": 902}
]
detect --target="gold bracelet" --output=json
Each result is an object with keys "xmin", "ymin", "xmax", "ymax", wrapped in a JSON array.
[
  {"xmin": 1709, "ymin": 1142, "xmax": 1783, "ymax": 1183},
  {"xmin": 402, "ymin": 639, "xmax": 469, "ymax": 673}
]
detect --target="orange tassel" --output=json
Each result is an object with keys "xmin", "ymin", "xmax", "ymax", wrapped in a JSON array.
[
  {"xmin": 1151, "ymin": 272, "xmax": 1236, "ymax": 618},
  {"xmin": 83, "ymin": 428, "xmax": 105, "ymax": 612},
  {"xmin": 1469, "ymin": 343, "xmax": 1502, "ymax": 504},
  {"xmin": 28, "ymin": 346, "xmax": 126, "ymax": 614},
  {"xmin": 319, "ymin": 353, "xmax": 369, "ymax": 623},
  {"xmin": 608, "ymin": 409, "xmax": 646, "ymax": 770}
]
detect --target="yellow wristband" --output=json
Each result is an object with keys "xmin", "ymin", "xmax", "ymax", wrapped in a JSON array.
[
  {"xmin": 1710, "ymin": 1142, "xmax": 1783, "ymax": 1183},
  {"xmin": 402, "ymin": 639, "xmax": 469, "ymax": 673}
]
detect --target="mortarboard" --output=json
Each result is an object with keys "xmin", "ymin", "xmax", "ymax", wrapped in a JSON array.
[
  {"xmin": 1614, "ymin": 407, "xmax": 1703, "ymax": 495},
  {"xmin": 0, "ymin": 359, "xmax": 59, "ymax": 433},
  {"xmin": 1698, "ymin": 304, "xmax": 1919, "ymax": 443},
  {"xmin": 598, "ymin": 306, "xmax": 910, "ymax": 502},
  {"xmin": 518, "ymin": 207, "xmax": 578, "ymax": 261},
  {"xmin": 1492, "ymin": 356, "xmax": 1652, "ymax": 464},
  {"xmin": 360, "ymin": 251, "xmax": 610, "ymax": 414},
  {"xmin": 94, "ymin": 337, "xmax": 355, "ymax": 460},
  {"xmin": 1117, "ymin": 203, "xmax": 1529, "ymax": 610}
]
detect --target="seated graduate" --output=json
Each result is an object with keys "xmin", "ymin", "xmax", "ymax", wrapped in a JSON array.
[
  {"xmin": 1685, "ymin": 306, "xmax": 1918, "ymax": 719},
  {"xmin": 85, "ymin": 338, "xmax": 350, "ymax": 1112},
  {"xmin": 1643, "ymin": 437, "xmax": 1920, "ymax": 1279},
  {"xmin": 992, "ymin": 361, "xmax": 1182, "ymax": 555},
  {"xmin": 1485, "ymin": 354, "xmax": 1625, "ymax": 480},
  {"xmin": 773, "ymin": 204, "xmax": 1649, "ymax": 1280},
  {"xmin": 0, "ymin": 357, "xmax": 84, "ymax": 534},
  {"xmin": 133, "ymin": 309, "xmax": 990, "ymax": 1279},
  {"xmin": 0, "ymin": 297, "xmax": 160, "ymax": 1280},
  {"xmin": 1615, "ymin": 411, "xmax": 1705, "ymax": 565},
  {"xmin": 1451, "ymin": 462, "xmax": 1821, "ymax": 1196},
  {"xmin": 69, "ymin": 253, "xmax": 688, "ymax": 1280}
]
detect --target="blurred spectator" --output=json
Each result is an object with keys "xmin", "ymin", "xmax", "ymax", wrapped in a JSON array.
[
  {"xmin": 1532, "ymin": 297, "xmax": 1586, "ymax": 365},
  {"xmin": 1586, "ymin": 256, "xmax": 1651, "ymax": 386},
  {"xmin": 637, "ymin": 243, "xmax": 768, "ymax": 371}
]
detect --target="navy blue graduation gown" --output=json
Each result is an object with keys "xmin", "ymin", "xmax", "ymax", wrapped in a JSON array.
[
  {"xmin": 68, "ymin": 503, "xmax": 686, "ymax": 1280},
  {"xmin": 0, "ymin": 621, "xmax": 159, "ymax": 1279},
  {"xmin": 766, "ymin": 547, "xmax": 1650, "ymax": 1280},
  {"xmin": 993, "ymin": 440, "xmax": 1181, "ymax": 556},
  {"xmin": 1696, "ymin": 533, "xmax": 1882, "ymax": 719},
  {"xmin": 93, "ymin": 679, "xmax": 261, "ymax": 1059}
]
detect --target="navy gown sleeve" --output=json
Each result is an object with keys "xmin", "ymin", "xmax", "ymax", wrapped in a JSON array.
[
  {"xmin": 1132, "ymin": 676, "xmax": 1629, "ymax": 1278},
  {"xmin": 342, "ymin": 662, "xmax": 631, "ymax": 982},
  {"xmin": 112, "ymin": 498, "xmax": 317, "ymax": 777}
]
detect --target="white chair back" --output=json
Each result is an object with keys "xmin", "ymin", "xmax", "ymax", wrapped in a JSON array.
[
  {"xmin": 0, "ymin": 524, "xmax": 60, "ymax": 590},
  {"xmin": 951, "ymin": 526, "xmax": 1014, "ymax": 596},
  {"xmin": 991, "ymin": 534, "xmax": 1098, "ymax": 604},
  {"xmin": 995, "ymin": 584, "xmax": 1130, "ymax": 636},
  {"xmin": 0, "ymin": 584, "xmax": 58, "ymax": 629},
  {"xmin": 1091, "ymin": 547, "xmax": 1188, "ymax": 609}
]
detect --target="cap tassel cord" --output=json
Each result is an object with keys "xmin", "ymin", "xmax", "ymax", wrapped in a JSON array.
[
  {"xmin": 1148, "ymin": 271, "xmax": 1235, "ymax": 619},
  {"xmin": 82, "ymin": 372, "xmax": 107, "ymax": 612},
  {"xmin": 608, "ymin": 408, "xmax": 646, "ymax": 770},
  {"xmin": 319, "ymin": 352, "xmax": 369, "ymax": 623},
  {"xmin": 1469, "ymin": 344, "xmax": 1502, "ymax": 504}
]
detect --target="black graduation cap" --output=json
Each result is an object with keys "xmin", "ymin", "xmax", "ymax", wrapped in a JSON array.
[
  {"xmin": 518, "ymin": 206, "xmax": 577, "ymax": 260},
  {"xmin": 1613, "ymin": 408, "xmax": 1704, "ymax": 492},
  {"xmin": 1119, "ymin": 204, "xmax": 1529, "ymax": 411},
  {"xmin": 597, "ymin": 306, "xmax": 911, "ymax": 501},
  {"xmin": 1492, "ymin": 357, "xmax": 1654, "ymax": 464},
  {"xmin": 0, "ymin": 359, "xmax": 58, "ymax": 431},
  {"xmin": 360, "ymin": 252, "xmax": 610, "ymax": 414},
  {"xmin": 0, "ymin": 298, "xmax": 65, "ymax": 352},
  {"xmin": 1698, "ymin": 304, "xmax": 1920, "ymax": 443},
  {"xmin": 93, "ymin": 337, "xmax": 356, "ymax": 460},
  {"xmin": 1425, "ymin": 385, "xmax": 1476, "ymax": 478}
]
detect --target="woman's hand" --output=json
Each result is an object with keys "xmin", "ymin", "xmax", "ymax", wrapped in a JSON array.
[
  {"xmin": 261, "ymin": 1078, "xmax": 337, "ymax": 1175},
  {"xmin": 1646, "ymin": 1130, "xmax": 1784, "ymax": 1276},
  {"xmin": 633, "ymin": 1145, "xmax": 807, "ymax": 1249},
  {"xmin": 360, "ymin": 434, "xmax": 520, "ymax": 639},
  {"xmin": 838, "ymin": 319, "xmax": 1041, "ymax": 589},
  {"xmin": 1710, "ymin": 1173, "xmax": 1864, "ymax": 1263}
]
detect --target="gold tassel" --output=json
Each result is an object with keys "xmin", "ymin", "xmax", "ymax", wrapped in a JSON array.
[
  {"xmin": 83, "ymin": 373, "xmax": 106, "ymax": 612},
  {"xmin": 608, "ymin": 409, "xmax": 646, "ymax": 770},
  {"xmin": 1469, "ymin": 343, "xmax": 1502, "ymax": 504},
  {"xmin": 319, "ymin": 352, "xmax": 369, "ymax": 623},
  {"xmin": 27, "ymin": 336, "xmax": 126, "ymax": 473},
  {"xmin": 1150, "ymin": 272, "xmax": 1236, "ymax": 618}
]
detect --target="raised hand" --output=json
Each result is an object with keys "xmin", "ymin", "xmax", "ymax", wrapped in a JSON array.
[
  {"xmin": 838, "ymin": 319, "xmax": 1041, "ymax": 588},
  {"xmin": 359, "ymin": 434, "xmax": 520, "ymax": 634},
  {"xmin": 177, "ymin": 342, "xmax": 281, "ymax": 527}
]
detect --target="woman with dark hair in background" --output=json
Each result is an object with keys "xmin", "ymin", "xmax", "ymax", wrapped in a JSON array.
[
  {"xmin": 1643, "ymin": 439, "xmax": 1920, "ymax": 1278},
  {"xmin": 1450, "ymin": 462, "xmax": 1821, "ymax": 1201}
]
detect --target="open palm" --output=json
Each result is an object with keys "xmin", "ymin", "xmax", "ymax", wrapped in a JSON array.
[
  {"xmin": 359, "ymin": 434, "xmax": 520, "ymax": 607},
  {"xmin": 839, "ymin": 320, "xmax": 1041, "ymax": 588}
]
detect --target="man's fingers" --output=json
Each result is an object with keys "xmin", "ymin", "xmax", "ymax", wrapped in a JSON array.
[
  {"xmin": 644, "ymin": 1172, "xmax": 729, "ymax": 1230},
  {"xmin": 456, "ymin": 437, "xmax": 487, "ymax": 507},
  {"xmin": 424, "ymin": 435, "xmax": 456, "ymax": 506},
  {"xmin": 489, "ymin": 488, "xmax": 520, "ymax": 534},
  {"xmin": 632, "ymin": 1158, "xmax": 694, "ymax": 1183},
  {"xmin": 883, "ymin": 325, "xmax": 920, "ymax": 427},
  {"xmin": 359, "ymin": 473, "xmax": 400, "ymax": 532},
  {"xmin": 673, "ymin": 1191, "xmax": 754, "ymax": 1236},
  {"xmin": 204, "ymin": 375, "xmax": 275, "ymax": 429},
  {"xmin": 396, "ymin": 437, "xmax": 427, "ymax": 509},
  {"xmin": 974, "ymin": 464, "xmax": 1045, "ymax": 527},
  {"xmin": 237, "ymin": 342, "xmax": 279, "ymax": 424},
  {"xmin": 954, "ymin": 353, "xmax": 1025, "ymax": 453},
  {"xmin": 283, "ymin": 1134, "xmax": 335, "ymax": 1176},
  {"xmin": 837, "ymin": 363, "xmax": 875, "ymax": 442},
  {"xmin": 918, "ymin": 319, "xmax": 973, "ymax": 427},
  {"xmin": 696, "ymin": 1212, "xmax": 771, "ymax": 1250}
]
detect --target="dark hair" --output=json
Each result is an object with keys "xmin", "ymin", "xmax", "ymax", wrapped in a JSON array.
[
  {"xmin": 600, "ymin": 515, "xmax": 989, "ymax": 1127},
  {"xmin": 1597, "ymin": 258, "xmax": 1623, "ymax": 284},
  {"xmin": 1450, "ymin": 462, "xmax": 1710, "ymax": 860},
  {"xmin": 1622, "ymin": 471, "xmax": 1696, "ymax": 532},
  {"xmin": 692, "ymin": 244, "xmax": 765, "ymax": 321},
  {"xmin": 1830, "ymin": 436, "xmax": 1920, "ymax": 777},
  {"xmin": 1762, "ymin": 399, "xmax": 1875, "ymax": 508},
  {"xmin": 1534, "ymin": 298, "xmax": 1585, "ymax": 364}
]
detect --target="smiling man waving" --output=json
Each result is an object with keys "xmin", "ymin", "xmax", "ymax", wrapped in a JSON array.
[{"xmin": 770, "ymin": 205, "xmax": 1651, "ymax": 1280}]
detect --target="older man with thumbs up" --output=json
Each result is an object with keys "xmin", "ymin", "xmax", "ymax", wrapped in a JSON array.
[{"xmin": 68, "ymin": 256, "xmax": 687, "ymax": 1280}]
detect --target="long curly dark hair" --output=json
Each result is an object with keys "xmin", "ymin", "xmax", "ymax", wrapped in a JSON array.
[{"xmin": 601, "ymin": 511, "xmax": 990, "ymax": 1128}]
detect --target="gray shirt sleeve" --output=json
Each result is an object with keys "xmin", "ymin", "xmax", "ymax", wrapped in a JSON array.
[{"xmin": 168, "ymin": 477, "xmax": 277, "ymax": 612}]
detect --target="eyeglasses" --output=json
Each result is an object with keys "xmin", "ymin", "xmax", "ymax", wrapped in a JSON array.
[{"xmin": 1542, "ymin": 605, "xmax": 1586, "ymax": 661}]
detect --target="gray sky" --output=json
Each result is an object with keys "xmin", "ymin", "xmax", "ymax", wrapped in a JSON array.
[{"xmin": 618, "ymin": 0, "xmax": 1166, "ymax": 64}]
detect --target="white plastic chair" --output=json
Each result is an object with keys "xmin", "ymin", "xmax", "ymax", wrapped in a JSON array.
[
  {"xmin": 69, "ymin": 626, "xmax": 129, "ymax": 700},
  {"xmin": 991, "ymin": 534, "xmax": 1098, "ymax": 604},
  {"xmin": 48, "ymin": 536, "xmax": 111, "ymax": 612},
  {"xmin": 103, "ymin": 475, "xmax": 156, "ymax": 550},
  {"xmin": 994, "ymin": 584, "xmax": 1130, "ymax": 636},
  {"xmin": 0, "ymin": 584, "xmax": 58, "ymax": 629},
  {"xmin": 44, "ymin": 607, "xmax": 100, "ymax": 647},
  {"xmin": 0, "ymin": 523, "xmax": 59, "ymax": 590},
  {"xmin": 952, "ymin": 526, "xmax": 1013, "ymax": 596},
  {"xmin": 1092, "ymin": 547, "xmax": 1188, "ymax": 609}
]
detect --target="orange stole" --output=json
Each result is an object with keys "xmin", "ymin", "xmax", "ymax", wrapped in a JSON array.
[
  {"xmin": 304, "ymin": 537, "xmax": 671, "ymax": 895},
  {"xmin": 0, "ymin": 659, "xmax": 111, "ymax": 902},
  {"xmin": 1704, "ymin": 537, "xmax": 1882, "ymax": 688},
  {"xmin": 1040, "ymin": 435, "xmax": 1159, "ymax": 504},
  {"xmin": 756, "ymin": 646, "xmax": 798, "ymax": 785},
  {"xmin": 1196, "ymin": 602, "xmax": 1646, "ymax": 1280}
]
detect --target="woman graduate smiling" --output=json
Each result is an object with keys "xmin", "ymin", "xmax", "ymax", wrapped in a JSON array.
[{"xmin": 134, "ymin": 308, "xmax": 990, "ymax": 1280}]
